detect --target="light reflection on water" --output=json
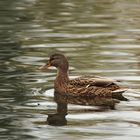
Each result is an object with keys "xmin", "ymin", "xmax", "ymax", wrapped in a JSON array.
[{"xmin": 0, "ymin": 0, "xmax": 140, "ymax": 139}]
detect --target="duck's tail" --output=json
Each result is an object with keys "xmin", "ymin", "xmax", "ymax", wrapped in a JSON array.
[
  {"xmin": 112, "ymin": 88, "xmax": 128, "ymax": 94},
  {"xmin": 112, "ymin": 88, "xmax": 128, "ymax": 101}
]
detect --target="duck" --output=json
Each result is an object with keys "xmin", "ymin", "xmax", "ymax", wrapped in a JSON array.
[{"xmin": 39, "ymin": 53, "xmax": 127, "ymax": 97}]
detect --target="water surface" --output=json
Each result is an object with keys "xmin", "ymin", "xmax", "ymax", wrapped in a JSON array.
[{"xmin": 1, "ymin": 0, "xmax": 140, "ymax": 139}]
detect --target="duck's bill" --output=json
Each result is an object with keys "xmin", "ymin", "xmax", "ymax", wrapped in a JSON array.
[{"xmin": 39, "ymin": 62, "xmax": 51, "ymax": 71}]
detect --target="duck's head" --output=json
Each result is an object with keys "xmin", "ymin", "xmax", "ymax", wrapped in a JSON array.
[{"xmin": 39, "ymin": 53, "xmax": 69, "ymax": 72}]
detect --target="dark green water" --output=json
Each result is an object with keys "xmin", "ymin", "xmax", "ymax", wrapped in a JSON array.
[{"xmin": 1, "ymin": 0, "xmax": 140, "ymax": 139}]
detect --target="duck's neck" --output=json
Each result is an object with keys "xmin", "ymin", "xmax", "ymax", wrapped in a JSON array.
[
  {"xmin": 56, "ymin": 68, "xmax": 69, "ymax": 83},
  {"xmin": 54, "ymin": 68, "xmax": 69, "ymax": 93}
]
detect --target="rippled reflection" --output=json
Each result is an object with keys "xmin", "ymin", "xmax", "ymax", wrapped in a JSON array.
[{"xmin": 46, "ymin": 92, "xmax": 128, "ymax": 126}]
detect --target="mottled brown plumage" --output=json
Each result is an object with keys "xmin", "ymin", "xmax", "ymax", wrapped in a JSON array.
[{"xmin": 39, "ymin": 53, "xmax": 127, "ymax": 97}]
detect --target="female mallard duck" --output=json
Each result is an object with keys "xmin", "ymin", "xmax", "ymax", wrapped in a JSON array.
[{"xmin": 39, "ymin": 53, "xmax": 127, "ymax": 97}]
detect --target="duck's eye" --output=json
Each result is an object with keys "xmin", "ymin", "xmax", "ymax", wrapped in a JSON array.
[
  {"xmin": 50, "ymin": 56, "xmax": 58, "ymax": 61},
  {"xmin": 50, "ymin": 57, "xmax": 55, "ymax": 61}
]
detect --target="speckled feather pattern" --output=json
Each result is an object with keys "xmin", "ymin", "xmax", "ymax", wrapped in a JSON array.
[
  {"xmin": 65, "ymin": 83, "xmax": 119, "ymax": 97},
  {"xmin": 54, "ymin": 76, "xmax": 124, "ymax": 97}
]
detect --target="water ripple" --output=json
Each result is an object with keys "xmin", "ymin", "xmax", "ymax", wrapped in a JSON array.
[
  {"xmin": 102, "ymin": 44, "xmax": 140, "ymax": 49},
  {"xmin": 22, "ymin": 42, "xmax": 89, "ymax": 48}
]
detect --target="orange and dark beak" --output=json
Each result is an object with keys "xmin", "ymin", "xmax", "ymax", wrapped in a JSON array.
[{"xmin": 39, "ymin": 60, "xmax": 51, "ymax": 71}]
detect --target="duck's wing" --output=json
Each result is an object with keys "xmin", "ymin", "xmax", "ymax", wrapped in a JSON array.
[
  {"xmin": 69, "ymin": 75, "xmax": 120, "ymax": 87},
  {"xmin": 67, "ymin": 76, "xmax": 127, "ymax": 97},
  {"xmin": 66, "ymin": 84, "xmax": 127, "ymax": 97}
]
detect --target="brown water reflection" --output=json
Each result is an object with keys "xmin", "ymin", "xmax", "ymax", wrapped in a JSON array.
[
  {"xmin": 1, "ymin": 0, "xmax": 140, "ymax": 139},
  {"xmin": 46, "ymin": 92, "xmax": 128, "ymax": 126}
]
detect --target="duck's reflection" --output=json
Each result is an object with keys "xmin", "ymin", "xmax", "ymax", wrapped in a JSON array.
[
  {"xmin": 47, "ymin": 101, "xmax": 67, "ymax": 126},
  {"xmin": 47, "ymin": 92, "xmax": 128, "ymax": 126}
]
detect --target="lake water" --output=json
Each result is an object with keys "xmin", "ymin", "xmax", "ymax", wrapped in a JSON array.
[{"xmin": 0, "ymin": 0, "xmax": 140, "ymax": 139}]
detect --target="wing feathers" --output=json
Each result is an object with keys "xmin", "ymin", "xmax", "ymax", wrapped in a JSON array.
[{"xmin": 69, "ymin": 76, "xmax": 119, "ymax": 87}]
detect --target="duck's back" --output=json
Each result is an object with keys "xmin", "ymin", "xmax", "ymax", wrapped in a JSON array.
[
  {"xmin": 66, "ymin": 76, "xmax": 127, "ymax": 97},
  {"xmin": 69, "ymin": 75, "xmax": 120, "ymax": 87}
]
